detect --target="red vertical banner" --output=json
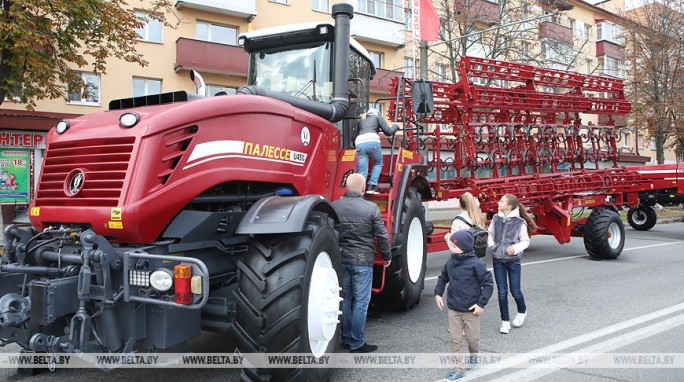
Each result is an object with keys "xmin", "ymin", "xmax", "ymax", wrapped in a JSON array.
[{"xmin": 413, "ymin": 0, "xmax": 440, "ymax": 41}]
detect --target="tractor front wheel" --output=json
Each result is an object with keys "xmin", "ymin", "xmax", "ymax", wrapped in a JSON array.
[{"xmin": 233, "ymin": 211, "xmax": 341, "ymax": 382}]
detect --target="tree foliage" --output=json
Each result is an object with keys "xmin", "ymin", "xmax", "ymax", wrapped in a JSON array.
[
  {"xmin": 623, "ymin": 0, "xmax": 684, "ymax": 163},
  {"xmin": 0, "ymin": 0, "xmax": 174, "ymax": 109}
]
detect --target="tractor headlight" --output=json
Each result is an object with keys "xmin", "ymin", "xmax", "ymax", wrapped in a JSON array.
[
  {"xmin": 55, "ymin": 120, "xmax": 70, "ymax": 134},
  {"xmin": 119, "ymin": 113, "xmax": 140, "ymax": 128},
  {"xmin": 149, "ymin": 268, "xmax": 173, "ymax": 292}
]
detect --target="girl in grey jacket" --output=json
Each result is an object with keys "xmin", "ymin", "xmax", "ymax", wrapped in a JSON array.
[{"xmin": 487, "ymin": 194, "xmax": 537, "ymax": 334}]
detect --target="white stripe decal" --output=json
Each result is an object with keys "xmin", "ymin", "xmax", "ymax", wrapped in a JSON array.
[
  {"xmin": 187, "ymin": 140, "xmax": 245, "ymax": 162},
  {"xmin": 183, "ymin": 154, "xmax": 305, "ymax": 170}
]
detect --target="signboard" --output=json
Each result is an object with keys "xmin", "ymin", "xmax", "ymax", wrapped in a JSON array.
[
  {"xmin": 0, "ymin": 130, "xmax": 46, "ymax": 148},
  {"xmin": 0, "ymin": 149, "xmax": 30, "ymax": 203}
]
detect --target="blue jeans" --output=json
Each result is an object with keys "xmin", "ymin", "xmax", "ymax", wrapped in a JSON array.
[
  {"xmin": 493, "ymin": 261, "xmax": 526, "ymax": 321},
  {"xmin": 341, "ymin": 264, "xmax": 373, "ymax": 350},
  {"xmin": 356, "ymin": 142, "xmax": 383, "ymax": 186}
]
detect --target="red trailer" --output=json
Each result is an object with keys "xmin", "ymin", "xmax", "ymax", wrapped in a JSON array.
[{"xmin": 387, "ymin": 56, "xmax": 680, "ymax": 258}]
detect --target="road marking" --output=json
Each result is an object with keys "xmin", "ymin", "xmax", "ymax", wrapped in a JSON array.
[
  {"xmin": 463, "ymin": 302, "xmax": 684, "ymax": 380},
  {"xmin": 488, "ymin": 313, "xmax": 684, "ymax": 381},
  {"xmin": 622, "ymin": 241, "xmax": 680, "ymax": 251},
  {"xmin": 424, "ymin": 241, "xmax": 681, "ymax": 281}
]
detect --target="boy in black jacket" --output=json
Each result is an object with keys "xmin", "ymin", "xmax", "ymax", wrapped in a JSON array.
[{"xmin": 435, "ymin": 229, "xmax": 494, "ymax": 381}]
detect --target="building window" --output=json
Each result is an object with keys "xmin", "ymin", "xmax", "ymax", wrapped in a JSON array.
[
  {"xmin": 3, "ymin": 86, "xmax": 22, "ymax": 102},
  {"xmin": 598, "ymin": 56, "xmax": 625, "ymax": 78},
  {"xmin": 435, "ymin": 65, "xmax": 448, "ymax": 82},
  {"xmin": 311, "ymin": 0, "xmax": 328, "ymax": 12},
  {"xmin": 596, "ymin": 21, "xmax": 624, "ymax": 45},
  {"xmin": 568, "ymin": 17, "xmax": 575, "ymax": 31},
  {"xmin": 542, "ymin": 41, "xmax": 573, "ymax": 68},
  {"xmin": 205, "ymin": 85, "xmax": 237, "ymax": 97},
  {"xmin": 357, "ymin": 0, "xmax": 403, "ymax": 22},
  {"xmin": 196, "ymin": 21, "xmax": 238, "ymax": 45},
  {"xmin": 623, "ymin": 132, "xmax": 631, "ymax": 148},
  {"xmin": 586, "ymin": 59, "xmax": 593, "ymax": 74},
  {"xmin": 133, "ymin": 77, "xmax": 162, "ymax": 97},
  {"xmin": 637, "ymin": 134, "xmax": 644, "ymax": 148},
  {"xmin": 578, "ymin": 23, "xmax": 592, "ymax": 41},
  {"xmin": 369, "ymin": 51, "xmax": 383, "ymax": 69},
  {"xmin": 135, "ymin": 11, "xmax": 163, "ymax": 43},
  {"xmin": 403, "ymin": 58, "xmax": 415, "ymax": 79},
  {"xmin": 67, "ymin": 72, "xmax": 100, "ymax": 105}
]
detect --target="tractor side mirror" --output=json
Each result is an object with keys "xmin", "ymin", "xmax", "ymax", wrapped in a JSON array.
[{"xmin": 411, "ymin": 80, "xmax": 434, "ymax": 118}]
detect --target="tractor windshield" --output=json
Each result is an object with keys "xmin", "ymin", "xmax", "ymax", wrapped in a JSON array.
[{"xmin": 249, "ymin": 42, "xmax": 333, "ymax": 103}]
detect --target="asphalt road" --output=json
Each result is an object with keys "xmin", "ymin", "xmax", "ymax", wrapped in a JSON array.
[{"xmin": 2, "ymin": 222, "xmax": 683, "ymax": 382}]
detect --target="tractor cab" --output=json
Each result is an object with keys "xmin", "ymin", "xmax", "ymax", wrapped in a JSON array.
[{"xmin": 238, "ymin": 17, "xmax": 376, "ymax": 148}]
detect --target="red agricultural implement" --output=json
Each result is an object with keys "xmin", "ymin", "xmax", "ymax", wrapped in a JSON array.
[{"xmin": 387, "ymin": 55, "xmax": 681, "ymax": 258}]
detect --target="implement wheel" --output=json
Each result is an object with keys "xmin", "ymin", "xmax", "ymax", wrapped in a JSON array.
[
  {"xmin": 372, "ymin": 190, "xmax": 427, "ymax": 311},
  {"xmin": 627, "ymin": 205, "xmax": 657, "ymax": 231},
  {"xmin": 583, "ymin": 209, "xmax": 625, "ymax": 260},
  {"xmin": 233, "ymin": 211, "xmax": 341, "ymax": 382}
]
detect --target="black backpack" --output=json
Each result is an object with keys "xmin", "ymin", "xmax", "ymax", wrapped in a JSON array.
[{"xmin": 452, "ymin": 216, "xmax": 489, "ymax": 258}]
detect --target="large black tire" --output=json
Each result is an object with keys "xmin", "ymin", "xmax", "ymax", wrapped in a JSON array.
[
  {"xmin": 627, "ymin": 205, "xmax": 657, "ymax": 231},
  {"xmin": 232, "ymin": 211, "xmax": 342, "ymax": 382},
  {"xmin": 372, "ymin": 190, "xmax": 427, "ymax": 311},
  {"xmin": 583, "ymin": 209, "xmax": 625, "ymax": 259}
]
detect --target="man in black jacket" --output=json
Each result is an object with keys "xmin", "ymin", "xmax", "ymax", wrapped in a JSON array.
[{"xmin": 332, "ymin": 173, "xmax": 391, "ymax": 353}]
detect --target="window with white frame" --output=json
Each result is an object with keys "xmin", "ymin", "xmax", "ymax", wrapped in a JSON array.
[
  {"xmin": 637, "ymin": 134, "xmax": 644, "ymax": 148},
  {"xmin": 623, "ymin": 131, "xmax": 631, "ymax": 148},
  {"xmin": 135, "ymin": 12, "xmax": 162, "ymax": 43},
  {"xmin": 205, "ymin": 85, "xmax": 237, "ymax": 97},
  {"xmin": 568, "ymin": 17, "xmax": 575, "ymax": 31},
  {"xmin": 598, "ymin": 56, "xmax": 625, "ymax": 78},
  {"xmin": 132, "ymin": 77, "xmax": 162, "ymax": 97},
  {"xmin": 585, "ymin": 59, "xmax": 593, "ymax": 74},
  {"xmin": 357, "ymin": 0, "xmax": 403, "ymax": 22},
  {"xmin": 3, "ymin": 86, "xmax": 22, "ymax": 102},
  {"xmin": 542, "ymin": 41, "xmax": 573, "ymax": 67},
  {"xmin": 650, "ymin": 137, "xmax": 656, "ymax": 150},
  {"xmin": 369, "ymin": 51, "xmax": 383, "ymax": 69},
  {"xmin": 403, "ymin": 58, "xmax": 415, "ymax": 79},
  {"xmin": 67, "ymin": 72, "xmax": 100, "ymax": 105},
  {"xmin": 435, "ymin": 65, "xmax": 448, "ymax": 82},
  {"xmin": 196, "ymin": 21, "xmax": 238, "ymax": 45},
  {"xmin": 596, "ymin": 21, "xmax": 624, "ymax": 45},
  {"xmin": 311, "ymin": 0, "xmax": 328, "ymax": 12},
  {"xmin": 578, "ymin": 23, "xmax": 592, "ymax": 41}
]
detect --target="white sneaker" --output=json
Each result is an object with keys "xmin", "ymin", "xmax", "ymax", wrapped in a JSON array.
[
  {"xmin": 512, "ymin": 312, "xmax": 527, "ymax": 328},
  {"xmin": 499, "ymin": 321, "xmax": 511, "ymax": 334}
]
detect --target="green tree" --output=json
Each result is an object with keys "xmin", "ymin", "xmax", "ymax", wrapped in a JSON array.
[{"xmin": 0, "ymin": 0, "xmax": 174, "ymax": 109}]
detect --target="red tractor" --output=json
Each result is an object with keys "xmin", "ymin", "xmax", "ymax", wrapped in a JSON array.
[{"xmin": 0, "ymin": 4, "xmax": 429, "ymax": 381}]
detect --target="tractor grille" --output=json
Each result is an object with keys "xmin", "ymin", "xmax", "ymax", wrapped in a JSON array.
[{"xmin": 35, "ymin": 137, "xmax": 135, "ymax": 207}]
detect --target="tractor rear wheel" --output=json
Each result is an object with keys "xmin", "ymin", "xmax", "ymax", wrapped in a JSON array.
[
  {"xmin": 627, "ymin": 205, "xmax": 657, "ymax": 231},
  {"xmin": 233, "ymin": 211, "xmax": 341, "ymax": 382},
  {"xmin": 372, "ymin": 190, "xmax": 427, "ymax": 311},
  {"xmin": 583, "ymin": 209, "xmax": 625, "ymax": 260}
]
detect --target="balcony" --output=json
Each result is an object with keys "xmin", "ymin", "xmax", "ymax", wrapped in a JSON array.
[
  {"xmin": 370, "ymin": 68, "xmax": 404, "ymax": 95},
  {"xmin": 175, "ymin": 38, "xmax": 248, "ymax": 76},
  {"xmin": 174, "ymin": 0, "xmax": 256, "ymax": 21},
  {"xmin": 351, "ymin": 13, "xmax": 405, "ymax": 48},
  {"xmin": 596, "ymin": 41, "xmax": 625, "ymax": 61},
  {"xmin": 539, "ymin": 21, "xmax": 573, "ymax": 44},
  {"xmin": 455, "ymin": 0, "xmax": 500, "ymax": 25}
]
